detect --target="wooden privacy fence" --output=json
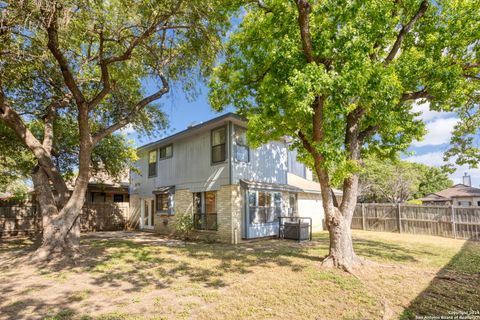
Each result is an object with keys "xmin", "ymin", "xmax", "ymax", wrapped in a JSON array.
[
  {"xmin": 0, "ymin": 202, "xmax": 130, "ymax": 238},
  {"xmin": 352, "ymin": 203, "xmax": 480, "ymax": 240}
]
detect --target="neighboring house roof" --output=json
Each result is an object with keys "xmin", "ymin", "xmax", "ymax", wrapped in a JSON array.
[
  {"xmin": 89, "ymin": 170, "xmax": 129, "ymax": 188},
  {"xmin": 137, "ymin": 112, "xmax": 246, "ymax": 152},
  {"xmin": 287, "ymin": 173, "xmax": 343, "ymax": 196},
  {"xmin": 65, "ymin": 170, "xmax": 129, "ymax": 192},
  {"xmin": 0, "ymin": 192, "xmax": 13, "ymax": 200},
  {"xmin": 419, "ymin": 184, "xmax": 480, "ymax": 202}
]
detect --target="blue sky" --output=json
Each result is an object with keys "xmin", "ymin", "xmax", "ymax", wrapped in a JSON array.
[
  {"xmin": 123, "ymin": 81, "xmax": 233, "ymax": 146},
  {"xmin": 123, "ymin": 82, "xmax": 476, "ymax": 187},
  {"xmin": 403, "ymin": 102, "xmax": 479, "ymax": 186}
]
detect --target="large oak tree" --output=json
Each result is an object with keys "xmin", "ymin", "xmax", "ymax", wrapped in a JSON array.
[
  {"xmin": 0, "ymin": 0, "xmax": 233, "ymax": 260},
  {"xmin": 210, "ymin": 0, "xmax": 480, "ymax": 270}
]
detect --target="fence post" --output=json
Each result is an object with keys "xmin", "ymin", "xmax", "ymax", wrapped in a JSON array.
[
  {"xmin": 361, "ymin": 203, "xmax": 366, "ymax": 230},
  {"xmin": 451, "ymin": 204, "xmax": 457, "ymax": 239},
  {"xmin": 397, "ymin": 203, "xmax": 402, "ymax": 233}
]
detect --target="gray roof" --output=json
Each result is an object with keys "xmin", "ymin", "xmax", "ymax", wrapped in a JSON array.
[
  {"xmin": 420, "ymin": 184, "xmax": 480, "ymax": 201},
  {"xmin": 137, "ymin": 112, "xmax": 245, "ymax": 152},
  {"xmin": 240, "ymin": 179, "xmax": 304, "ymax": 193}
]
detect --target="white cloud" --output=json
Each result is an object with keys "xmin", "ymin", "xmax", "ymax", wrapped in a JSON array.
[
  {"xmin": 412, "ymin": 117, "xmax": 459, "ymax": 147},
  {"xmin": 404, "ymin": 151, "xmax": 480, "ymax": 187},
  {"xmin": 411, "ymin": 101, "xmax": 455, "ymax": 122},
  {"xmin": 119, "ymin": 124, "xmax": 136, "ymax": 135},
  {"xmin": 404, "ymin": 151, "xmax": 445, "ymax": 167},
  {"xmin": 451, "ymin": 167, "xmax": 480, "ymax": 186}
]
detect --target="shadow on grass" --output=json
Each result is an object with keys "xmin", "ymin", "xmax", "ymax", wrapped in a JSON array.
[
  {"xmin": 313, "ymin": 232, "xmax": 425, "ymax": 263},
  {"xmin": 4, "ymin": 231, "xmax": 478, "ymax": 319},
  {"xmin": 0, "ymin": 231, "xmax": 330, "ymax": 319},
  {"xmin": 400, "ymin": 239, "xmax": 480, "ymax": 319}
]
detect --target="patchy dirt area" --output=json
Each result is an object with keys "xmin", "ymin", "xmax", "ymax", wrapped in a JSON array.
[{"xmin": 0, "ymin": 231, "xmax": 479, "ymax": 320}]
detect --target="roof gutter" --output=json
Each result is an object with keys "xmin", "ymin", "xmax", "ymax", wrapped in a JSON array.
[{"xmin": 137, "ymin": 113, "xmax": 246, "ymax": 152}]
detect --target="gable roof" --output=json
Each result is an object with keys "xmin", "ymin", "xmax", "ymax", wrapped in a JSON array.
[
  {"xmin": 137, "ymin": 112, "xmax": 246, "ymax": 152},
  {"xmin": 0, "ymin": 192, "xmax": 13, "ymax": 200},
  {"xmin": 420, "ymin": 184, "xmax": 480, "ymax": 201},
  {"xmin": 287, "ymin": 173, "xmax": 343, "ymax": 195}
]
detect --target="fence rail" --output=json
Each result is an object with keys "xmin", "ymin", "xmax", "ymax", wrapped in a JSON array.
[
  {"xmin": 352, "ymin": 203, "xmax": 480, "ymax": 240},
  {"xmin": 0, "ymin": 203, "xmax": 130, "ymax": 238}
]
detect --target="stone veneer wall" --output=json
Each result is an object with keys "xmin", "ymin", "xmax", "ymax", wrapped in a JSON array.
[
  {"xmin": 153, "ymin": 189, "xmax": 193, "ymax": 235},
  {"xmin": 215, "ymin": 185, "xmax": 242, "ymax": 244},
  {"xmin": 140, "ymin": 185, "xmax": 243, "ymax": 244}
]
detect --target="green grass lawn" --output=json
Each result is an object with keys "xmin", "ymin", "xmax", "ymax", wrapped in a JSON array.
[{"xmin": 0, "ymin": 230, "xmax": 479, "ymax": 320}]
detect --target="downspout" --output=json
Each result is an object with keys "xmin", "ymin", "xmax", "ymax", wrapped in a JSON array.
[
  {"xmin": 229, "ymin": 121, "xmax": 233, "ymax": 185},
  {"xmin": 244, "ymin": 188, "xmax": 249, "ymax": 239}
]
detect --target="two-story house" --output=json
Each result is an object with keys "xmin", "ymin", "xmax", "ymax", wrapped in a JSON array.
[{"xmin": 130, "ymin": 113, "xmax": 341, "ymax": 243}]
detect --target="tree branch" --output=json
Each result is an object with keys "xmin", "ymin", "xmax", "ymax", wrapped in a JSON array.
[
  {"xmin": 384, "ymin": 0, "xmax": 429, "ymax": 65},
  {"xmin": 463, "ymin": 62, "xmax": 480, "ymax": 70},
  {"xmin": 297, "ymin": 130, "xmax": 317, "ymax": 156},
  {"xmin": 358, "ymin": 125, "xmax": 379, "ymax": 142},
  {"xmin": 464, "ymin": 75, "xmax": 480, "ymax": 81},
  {"xmin": 92, "ymin": 74, "xmax": 169, "ymax": 144},
  {"xmin": 88, "ymin": 29, "xmax": 111, "ymax": 110},
  {"xmin": 254, "ymin": 0, "xmax": 272, "ymax": 12},
  {"xmin": 296, "ymin": 0, "xmax": 316, "ymax": 64},
  {"xmin": 45, "ymin": 12, "xmax": 86, "ymax": 105},
  {"xmin": 344, "ymin": 106, "xmax": 365, "ymax": 162},
  {"xmin": 400, "ymin": 89, "xmax": 433, "ymax": 101},
  {"xmin": 101, "ymin": 22, "xmax": 187, "ymax": 66},
  {"xmin": 0, "ymin": 97, "xmax": 69, "ymax": 199},
  {"xmin": 42, "ymin": 94, "xmax": 71, "ymax": 155},
  {"xmin": 88, "ymin": 19, "xmax": 188, "ymax": 110},
  {"xmin": 42, "ymin": 103, "xmax": 56, "ymax": 155}
]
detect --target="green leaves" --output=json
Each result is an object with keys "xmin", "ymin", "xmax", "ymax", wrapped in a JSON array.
[
  {"xmin": 1, "ymin": 0, "xmax": 237, "ymax": 185},
  {"xmin": 209, "ymin": 0, "xmax": 479, "ymax": 182},
  {"xmin": 359, "ymin": 155, "xmax": 453, "ymax": 203}
]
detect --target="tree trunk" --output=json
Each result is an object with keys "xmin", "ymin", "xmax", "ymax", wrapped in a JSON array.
[
  {"xmin": 35, "ymin": 208, "xmax": 82, "ymax": 261},
  {"xmin": 313, "ymin": 157, "xmax": 362, "ymax": 272},
  {"xmin": 322, "ymin": 206, "xmax": 361, "ymax": 272},
  {"xmin": 30, "ymin": 164, "xmax": 84, "ymax": 261}
]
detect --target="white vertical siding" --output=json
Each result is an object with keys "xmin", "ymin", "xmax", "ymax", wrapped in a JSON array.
[
  {"xmin": 297, "ymin": 193, "xmax": 324, "ymax": 232},
  {"xmin": 232, "ymin": 140, "xmax": 288, "ymax": 184},
  {"xmin": 130, "ymin": 127, "xmax": 230, "ymax": 197}
]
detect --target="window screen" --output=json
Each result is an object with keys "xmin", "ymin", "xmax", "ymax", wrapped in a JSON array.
[
  {"xmin": 212, "ymin": 127, "xmax": 226, "ymax": 163},
  {"xmin": 159, "ymin": 145, "xmax": 173, "ymax": 159},
  {"xmin": 148, "ymin": 150, "xmax": 157, "ymax": 177},
  {"xmin": 234, "ymin": 126, "xmax": 249, "ymax": 162}
]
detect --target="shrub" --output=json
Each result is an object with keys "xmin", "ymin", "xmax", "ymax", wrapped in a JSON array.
[{"xmin": 175, "ymin": 212, "xmax": 194, "ymax": 241}]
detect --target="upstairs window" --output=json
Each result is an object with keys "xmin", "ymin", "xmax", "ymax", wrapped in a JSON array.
[
  {"xmin": 234, "ymin": 125, "xmax": 249, "ymax": 162},
  {"xmin": 211, "ymin": 126, "xmax": 226, "ymax": 164},
  {"xmin": 148, "ymin": 150, "xmax": 157, "ymax": 177},
  {"xmin": 159, "ymin": 145, "xmax": 173, "ymax": 159}
]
